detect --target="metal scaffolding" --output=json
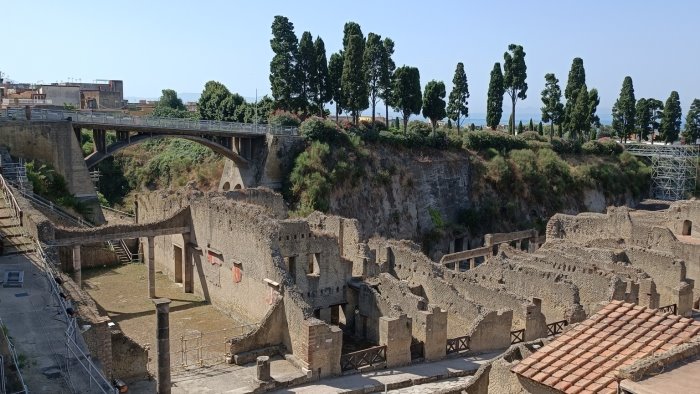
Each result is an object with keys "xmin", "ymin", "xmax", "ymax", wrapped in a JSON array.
[{"xmin": 626, "ymin": 144, "xmax": 699, "ymax": 201}]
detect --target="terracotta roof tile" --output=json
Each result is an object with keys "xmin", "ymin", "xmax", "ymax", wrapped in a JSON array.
[{"xmin": 511, "ymin": 302, "xmax": 700, "ymax": 393}]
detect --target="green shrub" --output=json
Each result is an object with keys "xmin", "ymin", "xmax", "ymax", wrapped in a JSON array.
[
  {"xmin": 518, "ymin": 131, "xmax": 547, "ymax": 142},
  {"xmin": 25, "ymin": 161, "xmax": 91, "ymax": 216},
  {"xmin": 550, "ymin": 137, "xmax": 581, "ymax": 154},
  {"xmin": 581, "ymin": 139, "xmax": 624, "ymax": 155},
  {"xmin": 299, "ymin": 117, "xmax": 343, "ymax": 143},
  {"xmin": 463, "ymin": 130, "xmax": 527, "ymax": 152},
  {"xmin": 407, "ymin": 120, "xmax": 432, "ymax": 136},
  {"xmin": 269, "ymin": 110, "xmax": 301, "ymax": 127}
]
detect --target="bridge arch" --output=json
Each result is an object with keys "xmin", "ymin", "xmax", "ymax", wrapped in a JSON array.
[{"xmin": 84, "ymin": 133, "xmax": 250, "ymax": 168}]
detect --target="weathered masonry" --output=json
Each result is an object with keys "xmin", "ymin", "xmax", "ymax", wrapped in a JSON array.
[{"xmin": 130, "ymin": 187, "xmax": 699, "ymax": 379}]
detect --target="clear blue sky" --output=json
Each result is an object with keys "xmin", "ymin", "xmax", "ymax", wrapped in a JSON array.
[{"xmin": 5, "ymin": 1, "xmax": 699, "ymax": 122}]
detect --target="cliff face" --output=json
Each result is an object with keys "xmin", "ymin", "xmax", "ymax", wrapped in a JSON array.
[
  {"xmin": 324, "ymin": 144, "xmax": 639, "ymax": 248},
  {"xmin": 328, "ymin": 145, "xmax": 471, "ymax": 240}
]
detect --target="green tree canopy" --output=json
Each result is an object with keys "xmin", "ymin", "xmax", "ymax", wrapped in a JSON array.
[
  {"xmin": 391, "ymin": 66, "xmax": 422, "ymax": 133},
  {"xmin": 683, "ymin": 98, "xmax": 700, "ymax": 144},
  {"xmin": 312, "ymin": 36, "xmax": 331, "ymax": 116},
  {"xmin": 587, "ymin": 88, "xmax": 600, "ymax": 140},
  {"xmin": 660, "ymin": 91, "xmax": 682, "ymax": 144},
  {"xmin": 364, "ymin": 32, "xmax": 386, "ymax": 126},
  {"xmin": 341, "ymin": 34, "xmax": 369, "ymax": 124},
  {"xmin": 379, "ymin": 37, "xmax": 396, "ymax": 127},
  {"xmin": 297, "ymin": 31, "xmax": 317, "ymax": 113},
  {"xmin": 422, "ymin": 80, "xmax": 447, "ymax": 134},
  {"xmin": 540, "ymin": 73, "xmax": 564, "ymax": 140},
  {"xmin": 486, "ymin": 62, "xmax": 505, "ymax": 130},
  {"xmin": 269, "ymin": 16, "xmax": 299, "ymax": 111},
  {"xmin": 446, "ymin": 62, "xmax": 469, "ymax": 133},
  {"xmin": 328, "ymin": 51, "xmax": 344, "ymax": 122},
  {"xmin": 152, "ymin": 89, "xmax": 192, "ymax": 118},
  {"xmin": 563, "ymin": 57, "xmax": 586, "ymax": 135},
  {"xmin": 503, "ymin": 44, "xmax": 528, "ymax": 134},
  {"xmin": 569, "ymin": 83, "xmax": 589, "ymax": 140},
  {"xmin": 612, "ymin": 76, "xmax": 636, "ymax": 143}
]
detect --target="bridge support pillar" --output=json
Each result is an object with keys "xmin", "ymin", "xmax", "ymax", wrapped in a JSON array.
[
  {"xmin": 153, "ymin": 298, "xmax": 172, "ymax": 394},
  {"xmin": 469, "ymin": 258, "xmax": 476, "ymax": 270},
  {"xmin": 93, "ymin": 129, "xmax": 107, "ymax": 154},
  {"xmin": 146, "ymin": 236, "xmax": 156, "ymax": 298},
  {"xmin": 183, "ymin": 233, "xmax": 193, "ymax": 293},
  {"xmin": 72, "ymin": 245, "xmax": 81, "ymax": 287}
]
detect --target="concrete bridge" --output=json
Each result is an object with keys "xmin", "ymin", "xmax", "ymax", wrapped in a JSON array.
[
  {"xmin": 0, "ymin": 109, "xmax": 304, "ymax": 221},
  {"xmin": 4, "ymin": 108, "xmax": 298, "ymax": 169}
]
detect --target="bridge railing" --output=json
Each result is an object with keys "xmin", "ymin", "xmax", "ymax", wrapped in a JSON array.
[{"xmin": 2, "ymin": 108, "xmax": 299, "ymax": 136}]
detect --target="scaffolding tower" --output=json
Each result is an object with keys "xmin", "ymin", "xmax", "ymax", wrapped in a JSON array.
[{"xmin": 626, "ymin": 144, "xmax": 699, "ymax": 201}]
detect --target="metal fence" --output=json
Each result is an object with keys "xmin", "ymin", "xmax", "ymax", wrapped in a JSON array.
[
  {"xmin": 1, "ymin": 108, "xmax": 299, "ymax": 136},
  {"xmin": 0, "ymin": 317, "xmax": 28, "ymax": 394},
  {"xmin": 171, "ymin": 324, "xmax": 258, "ymax": 372},
  {"xmin": 34, "ymin": 242, "xmax": 118, "ymax": 393}
]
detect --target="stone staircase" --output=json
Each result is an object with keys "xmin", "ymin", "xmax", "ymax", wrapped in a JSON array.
[{"xmin": 0, "ymin": 200, "xmax": 35, "ymax": 256}]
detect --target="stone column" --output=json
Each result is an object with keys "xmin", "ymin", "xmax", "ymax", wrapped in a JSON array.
[
  {"xmin": 72, "ymin": 245, "xmax": 81, "ymax": 287},
  {"xmin": 147, "ymin": 236, "xmax": 156, "ymax": 298},
  {"xmin": 515, "ymin": 240, "xmax": 522, "ymax": 251},
  {"xmin": 256, "ymin": 356, "xmax": 271, "ymax": 381},
  {"xmin": 153, "ymin": 298, "xmax": 171, "ymax": 394},
  {"xmin": 469, "ymin": 259, "xmax": 476, "ymax": 270},
  {"xmin": 183, "ymin": 233, "xmax": 193, "ymax": 293}
]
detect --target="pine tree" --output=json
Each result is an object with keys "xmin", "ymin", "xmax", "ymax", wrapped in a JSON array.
[
  {"xmin": 612, "ymin": 77, "xmax": 636, "ymax": 143},
  {"xmin": 563, "ymin": 58, "xmax": 586, "ymax": 136},
  {"xmin": 569, "ymin": 84, "xmax": 589, "ymax": 140},
  {"xmin": 541, "ymin": 73, "xmax": 564, "ymax": 141},
  {"xmin": 391, "ymin": 66, "xmax": 422, "ymax": 133},
  {"xmin": 297, "ymin": 31, "xmax": 316, "ymax": 113},
  {"xmin": 328, "ymin": 52, "xmax": 344, "ymax": 122},
  {"xmin": 313, "ymin": 37, "xmax": 331, "ymax": 117},
  {"xmin": 528, "ymin": 118, "xmax": 534, "ymax": 131},
  {"xmin": 486, "ymin": 62, "xmax": 504, "ymax": 130},
  {"xmin": 538, "ymin": 122, "xmax": 543, "ymax": 135},
  {"xmin": 518, "ymin": 120, "xmax": 524, "ymax": 134},
  {"xmin": 269, "ymin": 16, "xmax": 299, "ymax": 111},
  {"xmin": 503, "ymin": 44, "xmax": 528, "ymax": 134},
  {"xmin": 364, "ymin": 32, "xmax": 385, "ymax": 127},
  {"xmin": 446, "ymin": 62, "xmax": 469, "ymax": 133},
  {"xmin": 683, "ymin": 98, "xmax": 700, "ymax": 144},
  {"xmin": 422, "ymin": 80, "xmax": 447, "ymax": 135},
  {"xmin": 660, "ymin": 91, "xmax": 682, "ymax": 144}
]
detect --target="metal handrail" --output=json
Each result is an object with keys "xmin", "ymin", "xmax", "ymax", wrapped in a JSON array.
[
  {"xmin": 0, "ymin": 317, "xmax": 29, "ymax": 393},
  {"xmin": 0, "ymin": 174, "xmax": 23, "ymax": 226},
  {"xmin": 2, "ymin": 108, "xmax": 299, "ymax": 136},
  {"xmin": 100, "ymin": 205, "xmax": 134, "ymax": 218}
]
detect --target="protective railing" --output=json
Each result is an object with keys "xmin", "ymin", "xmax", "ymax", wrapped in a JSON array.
[
  {"xmin": 658, "ymin": 304, "xmax": 677, "ymax": 315},
  {"xmin": 1, "ymin": 108, "xmax": 299, "ymax": 136},
  {"xmin": 510, "ymin": 329, "xmax": 525, "ymax": 344},
  {"xmin": 446, "ymin": 335, "xmax": 470, "ymax": 355},
  {"xmin": 100, "ymin": 205, "xmax": 134, "ymax": 219},
  {"xmin": 0, "ymin": 175, "xmax": 23, "ymax": 226},
  {"xmin": 0, "ymin": 317, "xmax": 29, "ymax": 394},
  {"xmin": 546, "ymin": 320, "xmax": 569, "ymax": 337},
  {"xmin": 35, "ymin": 242, "xmax": 118, "ymax": 393},
  {"xmin": 340, "ymin": 345, "xmax": 387, "ymax": 372}
]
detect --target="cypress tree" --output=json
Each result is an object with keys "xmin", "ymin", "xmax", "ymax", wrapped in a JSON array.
[
  {"xmin": 587, "ymin": 88, "xmax": 600, "ymax": 140},
  {"xmin": 503, "ymin": 44, "xmax": 528, "ymax": 134},
  {"xmin": 342, "ymin": 34, "xmax": 368, "ymax": 124},
  {"xmin": 312, "ymin": 37, "xmax": 331, "ymax": 117},
  {"xmin": 528, "ymin": 118, "xmax": 534, "ymax": 131},
  {"xmin": 379, "ymin": 38, "xmax": 396, "ymax": 128},
  {"xmin": 297, "ymin": 31, "xmax": 316, "ymax": 113},
  {"xmin": 541, "ymin": 73, "xmax": 564, "ymax": 141},
  {"xmin": 269, "ymin": 16, "xmax": 299, "ymax": 111},
  {"xmin": 563, "ymin": 58, "xmax": 586, "ymax": 136},
  {"xmin": 328, "ymin": 52, "xmax": 344, "ymax": 122},
  {"xmin": 518, "ymin": 120, "xmax": 524, "ymax": 134},
  {"xmin": 446, "ymin": 62, "xmax": 469, "ymax": 133},
  {"xmin": 538, "ymin": 121, "xmax": 543, "ymax": 135},
  {"xmin": 683, "ymin": 98, "xmax": 700, "ymax": 144},
  {"xmin": 391, "ymin": 66, "xmax": 422, "ymax": 133},
  {"xmin": 660, "ymin": 91, "xmax": 682, "ymax": 144},
  {"xmin": 486, "ymin": 62, "xmax": 504, "ymax": 130},
  {"xmin": 364, "ymin": 32, "xmax": 385, "ymax": 127},
  {"xmin": 612, "ymin": 76, "xmax": 636, "ymax": 143}
]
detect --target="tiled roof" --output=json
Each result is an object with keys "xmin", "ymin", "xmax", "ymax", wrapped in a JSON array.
[{"xmin": 511, "ymin": 300, "xmax": 700, "ymax": 394}]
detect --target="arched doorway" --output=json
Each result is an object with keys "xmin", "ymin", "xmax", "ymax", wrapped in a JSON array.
[
  {"xmin": 222, "ymin": 182, "xmax": 231, "ymax": 191},
  {"xmin": 234, "ymin": 184, "xmax": 243, "ymax": 190},
  {"xmin": 682, "ymin": 220, "xmax": 692, "ymax": 236}
]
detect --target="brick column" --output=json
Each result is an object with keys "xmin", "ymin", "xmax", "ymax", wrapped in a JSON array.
[
  {"xmin": 153, "ymin": 298, "xmax": 171, "ymax": 394},
  {"xmin": 72, "ymin": 245, "xmax": 81, "ymax": 287},
  {"xmin": 147, "ymin": 236, "xmax": 156, "ymax": 298}
]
